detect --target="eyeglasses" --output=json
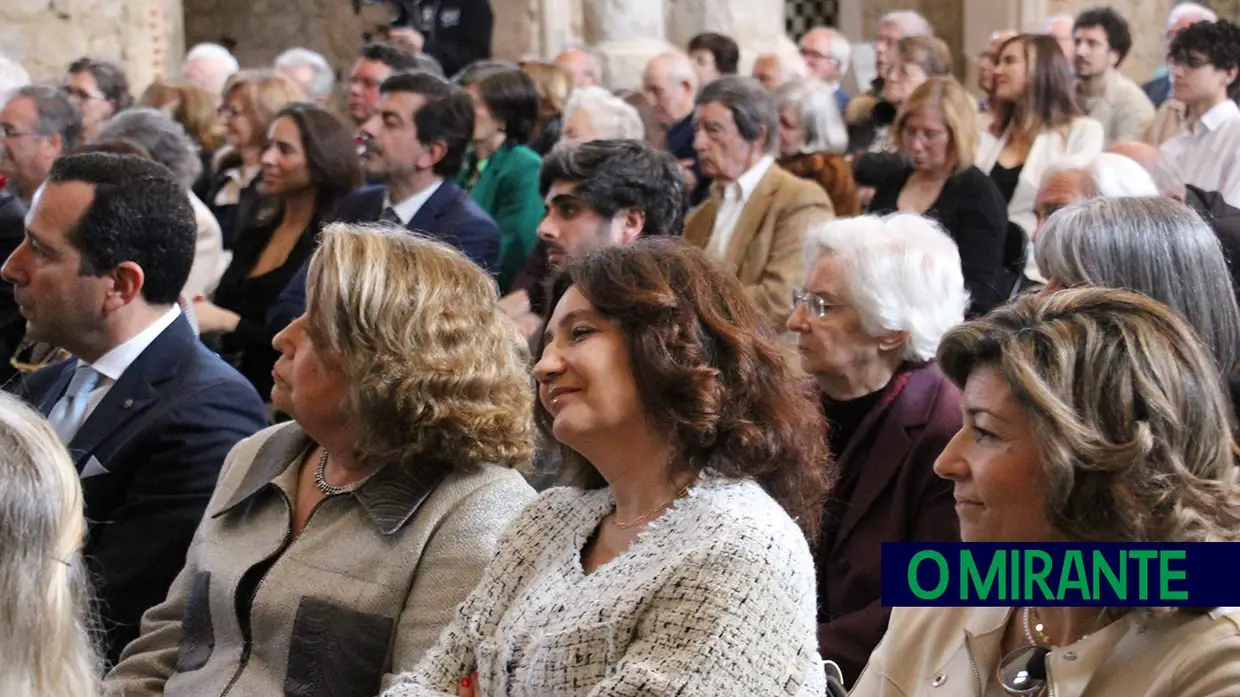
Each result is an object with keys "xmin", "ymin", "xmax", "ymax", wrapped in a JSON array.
[
  {"xmin": 997, "ymin": 645, "xmax": 1051, "ymax": 695},
  {"xmin": 61, "ymin": 86, "xmax": 106, "ymax": 102},
  {"xmin": 0, "ymin": 124, "xmax": 39, "ymax": 140},
  {"xmin": 791, "ymin": 289, "xmax": 836, "ymax": 318},
  {"xmin": 217, "ymin": 104, "xmax": 244, "ymax": 119}
]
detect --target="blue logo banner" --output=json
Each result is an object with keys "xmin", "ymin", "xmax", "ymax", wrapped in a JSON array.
[{"xmin": 881, "ymin": 542, "xmax": 1240, "ymax": 607}]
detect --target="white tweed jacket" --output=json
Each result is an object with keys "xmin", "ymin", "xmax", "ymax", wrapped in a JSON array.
[{"xmin": 383, "ymin": 473, "xmax": 827, "ymax": 697}]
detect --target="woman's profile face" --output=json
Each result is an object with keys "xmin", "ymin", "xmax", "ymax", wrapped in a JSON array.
[
  {"xmin": 466, "ymin": 84, "xmax": 502, "ymax": 145},
  {"xmin": 882, "ymin": 58, "xmax": 928, "ymax": 106},
  {"xmin": 992, "ymin": 42, "xmax": 1029, "ymax": 103},
  {"xmin": 270, "ymin": 313, "xmax": 349, "ymax": 427},
  {"xmin": 260, "ymin": 115, "xmax": 312, "ymax": 197},
  {"xmin": 933, "ymin": 365, "xmax": 1062, "ymax": 543},
  {"xmin": 533, "ymin": 285, "xmax": 645, "ymax": 452}
]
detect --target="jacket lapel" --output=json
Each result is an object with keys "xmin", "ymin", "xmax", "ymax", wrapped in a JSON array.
[
  {"xmin": 32, "ymin": 362, "xmax": 75, "ymax": 417},
  {"xmin": 722, "ymin": 169, "xmax": 778, "ymax": 272},
  {"xmin": 408, "ymin": 181, "xmax": 455, "ymax": 231},
  {"xmin": 830, "ymin": 368, "xmax": 929, "ymax": 551},
  {"xmin": 65, "ymin": 315, "xmax": 194, "ymax": 468},
  {"xmin": 684, "ymin": 191, "xmax": 720, "ymax": 249}
]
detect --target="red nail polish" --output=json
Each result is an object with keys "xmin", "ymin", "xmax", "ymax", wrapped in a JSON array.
[{"xmin": 460, "ymin": 675, "xmax": 472, "ymax": 689}]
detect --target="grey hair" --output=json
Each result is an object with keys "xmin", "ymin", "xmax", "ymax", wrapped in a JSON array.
[
  {"xmin": 818, "ymin": 27, "xmax": 853, "ymax": 75},
  {"xmin": 658, "ymin": 51, "xmax": 701, "ymax": 91},
  {"xmin": 1168, "ymin": 2, "xmax": 1217, "ymax": 26},
  {"xmin": 1143, "ymin": 155, "xmax": 1186, "ymax": 199},
  {"xmin": 1036, "ymin": 196, "xmax": 1240, "ymax": 378},
  {"xmin": 881, "ymin": 10, "xmax": 934, "ymax": 37},
  {"xmin": 413, "ymin": 53, "xmax": 445, "ymax": 79},
  {"xmin": 1041, "ymin": 13, "xmax": 1075, "ymax": 32},
  {"xmin": 563, "ymin": 86, "xmax": 644, "ymax": 141},
  {"xmin": 0, "ymin": 53, "xmax": 30, "ymax": 104},
  {"xmin": 695, "ymin": 76, "xmax": 779, "ymax": 152},
  {"xmin": 1041, "ymin": 152, "xmax": 1160, "ymax": 199},
  {"xmin": 803, "ymin": 213, "xmax": 968, "ymax": 362},
  {"xmin": 274, "ymin": 48, "xmax": 336, "ymax": 102},
  {"xmin": 13, "ymin": 86, "xmax": 82, "ymax": 152},
  {"xmin": 96, "ymin": 107, "xmax": 203, "ymax": 190},
  {"xmin": 0, "ymin": 392, "xmax": 102, "ymax": 697},
  {"xmin": 773, "ymin": 78, "xmax": 848, "ymax": 154}
]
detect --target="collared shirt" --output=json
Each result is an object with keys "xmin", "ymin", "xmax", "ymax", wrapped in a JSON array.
[
  {"xmin": 706, "ymin": 155, "xmax": 775, "ymax": 261},
  {"xmin": 382, "ymin": 178, "xmax": 444, "ymax": 226},
  {"xmin": 1161, "ymin": 99, "xmax": 1240, "ymax": 207},
  {"xmin": 212, "ymin": 165, "xmax": 261, "ymax": 208},
  {"xmin": 73, "ymin": 306, "xmax": 181, "ymax": 427}
]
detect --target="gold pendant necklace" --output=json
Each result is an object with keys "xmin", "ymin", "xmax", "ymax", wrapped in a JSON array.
[{"xmin": 611, "ymin": 483, "xmax": 692, "ymax": 529}]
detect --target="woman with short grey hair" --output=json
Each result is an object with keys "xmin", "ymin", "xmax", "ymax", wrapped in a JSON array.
[
  {"xmin": 774, "ymin": 78, "xmax": 859, "ymax": 216},
  {"xmin": 787, "ymin": 212, "xmax": 966, "ymax": 685},
  {"xmin": 559, "ymin": 86, "xmax": 644, "ymax": 146},
  {"xmin": 96, "ymin": 107, "xmax": 229, "ymax": 299},
  {"xmin": 1036, "ymin": 195, "xmax": 1240, "ymax": 404}
]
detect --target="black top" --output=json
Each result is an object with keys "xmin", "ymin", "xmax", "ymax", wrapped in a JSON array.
[
  {"xmin": 212, "ymin": 210, "xmax": 322, "ymax": 398},
  {"xmin": 528, "ymin": 115, "xmax": 562, "ymax": 156},
  {"xmin": 869, "ymin": 165, "xmax": 1011, "ymax": 317},
  {"xmin": 0, "ymin": 189, "xmax": 26, "ymax": 385},
  {"xmin": 989, "ymin": 162, "xmax": 1023, "ymax": 204}
]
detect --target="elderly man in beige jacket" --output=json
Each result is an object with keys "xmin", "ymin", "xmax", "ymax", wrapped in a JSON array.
[{"xmin": 684, "ymin": 76, "xmax": 833, "ymax": 332}]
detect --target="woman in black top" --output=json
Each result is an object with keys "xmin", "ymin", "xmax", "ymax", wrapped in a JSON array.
[
  {"xmin": 193, "ymin": 103, "xmax": 362, "ymax": 398},
  {"xmin": 869, "ymin": 77, "xmax": 1009, "ymax": 317}
]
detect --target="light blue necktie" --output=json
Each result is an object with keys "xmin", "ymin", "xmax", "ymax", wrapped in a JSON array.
[{"xmin": 47, "ymin": 363, "xmax": 101, "ymax": 444}]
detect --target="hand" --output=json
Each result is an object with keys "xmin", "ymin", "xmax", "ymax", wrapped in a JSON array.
[
  {"xmin": 388, "ymin": 27, "xmax": 425, "ymax": 54},
  {"xmin": 191, "ymin": 295, "xmax": 241, "ymax": 334},
  {"xmin": 458, "ymin": 671, "xmax": 478, "ymax": 697}
]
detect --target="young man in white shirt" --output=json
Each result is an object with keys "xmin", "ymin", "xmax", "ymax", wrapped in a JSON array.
[{"xmin": 1159, "ymin": 19, "xmax": 1240, "ymax": 207}]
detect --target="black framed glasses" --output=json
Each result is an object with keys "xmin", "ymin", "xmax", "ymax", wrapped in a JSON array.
[
  {"xmin": 791, "ymin": 289, "xmax": 835, "ymax": 319},
  {"xmin": 997, "ymin": 645, "xmax": 1050, "ymax": 696},
  {"xmin": 61, "ymin": 86, "xmax": 106, "ymax": 102},
  {"xmin": 0, "ymin": 124, "xmax": 39, "ymax": 140}
]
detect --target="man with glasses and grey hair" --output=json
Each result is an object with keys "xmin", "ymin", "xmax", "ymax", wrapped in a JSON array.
[
  {"xmin": 685, "ymin": 75, "xmax": 832, "ymax": 330},
  {"xmin": 0, "ymin": 85, "xmax": 82, "ymax": 206},
  {"xmin": 799, "ymin": 26, "xmax": 852, "ymax": 112}
]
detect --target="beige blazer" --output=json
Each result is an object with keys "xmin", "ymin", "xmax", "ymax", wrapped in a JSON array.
[
  {"xmin": 852, "ymin": 605, "xmax": 1240, "ymax": 697},
  {"xmin": 1083, "ymin": 71, "xmax": 1157, "ymax": 146},
  {"xmin": 684, "ymin": 164, "xmax": 833, "ymax": 330}
]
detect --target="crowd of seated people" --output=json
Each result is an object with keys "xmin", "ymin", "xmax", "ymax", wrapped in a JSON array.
[{"xmin": 3, "ymin": 5, "xmax": 1240, "ymax": 695}]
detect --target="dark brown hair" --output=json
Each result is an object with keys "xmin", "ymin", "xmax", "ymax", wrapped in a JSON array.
[
  {"xmin": 989, "ymin": 34, "xmax": 1082, "ymax": 143},
  {"xmin": 535, "ymin": 237, "xmax": 832, "ymax": 540},
  {"xmin": 269, "ymin": 103, "xmax": 363, "ymax": 220}
]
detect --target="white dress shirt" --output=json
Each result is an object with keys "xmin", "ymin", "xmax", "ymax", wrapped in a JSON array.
[
  {"xmin": 383, "ymin": 179, "xmax": 444, "ymax": 226},
  {"xmin": 706, "ymin": 155, "xmax": 775, "ymax": 261},
  {"xmin": 64, "ymin": 306, "xmax": 182, "ymax": 435},
  {"xmin": 1161, "ymin": 99, "xmax": 1240, "ymax": 207}
]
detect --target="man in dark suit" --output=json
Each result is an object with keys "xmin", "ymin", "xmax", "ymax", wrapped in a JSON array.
[
  {"xmin": 269, "ymin": 71, "xmax": 499, "ymax": 334},
  {"xmin": 3, "ymin": 153, "xmax": 268, "ymax": 663}
]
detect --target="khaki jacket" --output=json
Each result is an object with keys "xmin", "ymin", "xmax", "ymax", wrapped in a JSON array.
[
  {"xmin": 105, "ymin": 422, "xmax": 536, "ymax": 697},
  {"xmin": 1083, "ymin": 71, "xmax": 1157, "ymax": 146},
  {"xmin": 851, "ymin": 605, "xmax": 1240, "ymax": 697},
  {"xmin": 685, "ymin": 164, "xmax": 833, "ymax": 330}
]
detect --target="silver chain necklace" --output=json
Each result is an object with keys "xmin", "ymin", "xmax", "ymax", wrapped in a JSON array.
[{"xmin": 314, "ymin": 448, "xmax": 347, "ymax": 496}]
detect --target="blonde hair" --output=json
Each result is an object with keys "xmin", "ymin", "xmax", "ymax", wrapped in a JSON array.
[
  {"xmin": 520, "ymin": 60, "xmax": 573, "ymax": 117},
  {"xmin": 305, "ymin": 224, "xmax": 535, "ymax": 472},
  {"xmin": 894, "ymin": 76, "xmax": 979, "ymax": 173},
  {"xmin": 0, "ymin": 393, "xmax": 100, "ymax": 697},
  {"xmin": 221, "ymin": 69, "xmax": 305, "ymax": 147},
  {"xmin": 139, "ymin": 80, "xmax": 224, "ymax": 151},
  {"xmin": 939, "ymin": 288, "xmax": 1240, "ymax": 551}
]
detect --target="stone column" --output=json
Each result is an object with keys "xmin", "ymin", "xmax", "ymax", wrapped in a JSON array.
[
  {"xmin": 666, "ymin": 0, "xmax": 796, "ymax": 77},
  {"xmin": 584, "ymin": 0, "xmax": 673, "ymax": 90}
]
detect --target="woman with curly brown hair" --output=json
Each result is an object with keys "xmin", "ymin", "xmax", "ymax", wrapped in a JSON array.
[
  {"xmin": 853, "ymin": 287, "xmax": 1240, "ymax": 697},
  {"xmin": 106, "ymin": 224, "xmax": 537, "ymax": 696},
  {"xmin": 386, "ymin": 237, "xmax": 831, "ymax": 697}
]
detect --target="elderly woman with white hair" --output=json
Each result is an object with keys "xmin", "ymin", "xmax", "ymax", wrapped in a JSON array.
[
  {"xmin": 787, "ymin": 213, "xmax": 966, "ymax": 688},
  {"xmin": 558, "ymin": 86, "xmax": 645, "ymax": 147},
  {"xmin": 774, "ymin": 78, "xmax": 860, "ymax": 216}
]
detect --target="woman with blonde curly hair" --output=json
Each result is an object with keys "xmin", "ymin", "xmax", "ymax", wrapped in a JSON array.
[
  {"xmin": 0, "ymin": 393, "xmax": 101, "ymax": 697},
  {"xmin": 853, "ymin": 287, "xmax": 1240, "ymax": 697},
  {"xmin": 105, "ymin": 224, "xmax": 537, "ymax": 696}
]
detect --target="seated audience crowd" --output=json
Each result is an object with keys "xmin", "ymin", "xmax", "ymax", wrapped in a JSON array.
[{"xmin": 3, "ymin": 5, "xmax": 1240, "ymax": 695}]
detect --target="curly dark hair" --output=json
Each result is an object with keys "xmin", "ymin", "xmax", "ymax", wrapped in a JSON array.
[
  {"xmin": 535, "ymin": 237, "xmax": 832, "ymax": 541},
  {"xmin": 538, "ymin": 139, "xmax": 687, "ymax": 237},
  {"xmin": 1072, "ymin": 7, "xmax": 1133, "ymax": 66},
  {"xmin": 1170, "ymin": 19, "xmax": 1240, "ymax": 86},
  {"xmin": 359, "ymin": 42, "xmax": 422, "ymax": 72},
  {"xmin": 688, "ymin": 32, "xmax": 740, "ymax": 75}
]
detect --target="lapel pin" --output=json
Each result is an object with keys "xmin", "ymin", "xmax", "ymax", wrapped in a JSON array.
[{"xmin": 122, "ymin": 399, "xmax": 134, "ymax": 409}]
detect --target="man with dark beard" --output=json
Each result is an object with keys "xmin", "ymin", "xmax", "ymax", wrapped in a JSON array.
[{"xmin": 500, "ymin": 139, "xmax": 686, "ymax": 338}]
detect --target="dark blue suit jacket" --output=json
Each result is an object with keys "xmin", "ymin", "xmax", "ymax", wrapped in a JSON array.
[
  {"xmin": 10, "ymin": 313, "xmax": 268, "ymax": 662},
  {"xmin": 1144, "ymin": 74, "xmax": 1173, "ymax": 108},
  {"xmin": 267, "ymin": 181, "xmax": 501, "ymax": 334}
]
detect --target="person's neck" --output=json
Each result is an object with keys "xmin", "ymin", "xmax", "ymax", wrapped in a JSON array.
[
  {"xmin": 474, "ymin": 132, "xmax": 508, "ymax": 162},
  {"xmin": 73, "ymin": 303, "xmax": 173, "ymax": 364},
  {"xmin": 1187, "ymin": 93, "xmax": 1229, "ymax": 125},
  {"xmin": 239, "ymin": 146, "xmax": 263, "ymax": 169},
  {"xmin": 319, "ymin": 426, "xmax": 380, "ymax": 485},
  {"xmin": 717, "ymin": 149, "xmax": 768, "ymax": 185},
  {"xmin": 1076, "ymin": 68, "xmax": 1111, "ymax": 98},
  {"xmin": 908, "ymin": 161, "xmax": 954, "ymax": 184},
  {"xmin": 581, "ymin": 428, "xmax": 693, "ymax": 522},
  {"xmin": 1032, "ymin": 606, "xmax": 1110, "ymax": 647},
  {"xmin": 279, "ymin": 187, "xmax": 318, "ymax": 232},
  {"xmin": 386, "ymin": 171, "xmax": 440, "ymax": 207},
  {"xmin": 817, "ymin": 359, "xmax": 898, "ymax": 402}
]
